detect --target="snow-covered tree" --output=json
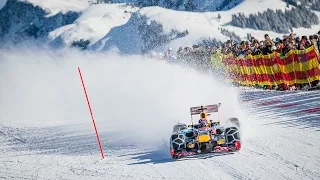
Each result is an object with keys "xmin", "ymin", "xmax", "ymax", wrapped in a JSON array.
[{"xmin": 230, "ymin": 6, "xmax": 319, "ymax": 33}]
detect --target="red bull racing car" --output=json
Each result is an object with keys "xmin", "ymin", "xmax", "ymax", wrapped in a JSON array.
[{"xmin": 169, "ymin": 103, "xmax": 241, "ymax": 159}]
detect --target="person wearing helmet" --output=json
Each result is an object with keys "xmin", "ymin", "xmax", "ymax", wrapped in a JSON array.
[{"xmin": 198, "ymin": 112, "xmax": 209, "ymax": 127}]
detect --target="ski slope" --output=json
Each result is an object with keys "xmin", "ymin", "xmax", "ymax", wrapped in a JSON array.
[
  {"xmin": 0, "ymin": 47, "xmax": 320, "ymax": 179},
  {"xmin": 0, "ymin": 0, "xmax": 5, "ymax": 9}
]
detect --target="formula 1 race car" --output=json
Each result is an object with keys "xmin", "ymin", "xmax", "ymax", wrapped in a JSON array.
[{"xmin": 169, "ymin": 104, "xmax": 241, "ymax": 159}]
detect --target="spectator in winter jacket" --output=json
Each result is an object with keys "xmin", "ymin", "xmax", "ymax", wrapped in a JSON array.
[
  {"xmin": 252, "ymin": 41, "xmax": 262, "ymax": 55},
  {"xmin": 264, "ymin": 34, "xmax": 274, "ymax": 46},
  {"xmin": 309, "ymin": 35, "xmax": 319, "ymax": 52},
  {"xmin": 275, "ymin": 42, "xmax": 283, "ymax": 54},
  {"xmin": 263, "ymin": 40, "xmax": 273, "ymax": 55},
  {"xmin": 314, "ymin": 34, "xmax": 320, "ymax": 53}
]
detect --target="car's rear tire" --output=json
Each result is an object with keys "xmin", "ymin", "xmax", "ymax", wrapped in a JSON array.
[
  {"xmin": 170, "ymin": 133, "xmax": 185, "ymax": 152},
  {"xmin": 225, "ymin": 127, "xmax": 240, "ymax": 144}
]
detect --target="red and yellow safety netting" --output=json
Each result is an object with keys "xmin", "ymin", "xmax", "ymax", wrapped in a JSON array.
[{"xmin": 221, "ymin": 45, "xmax": 320, "ymax": 86}]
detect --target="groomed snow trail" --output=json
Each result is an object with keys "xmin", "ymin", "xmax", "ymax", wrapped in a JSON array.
[
  {"xmin": 0, "ymin": 48, "xmax": 320, "ymax": 180},
  {"xmin": 1, "ymin": 90, "xmax": 320, "ymax": 180}
]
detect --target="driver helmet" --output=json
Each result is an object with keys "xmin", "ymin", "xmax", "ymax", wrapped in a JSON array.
[
  {"xmin": 200, "ymin": 112, "xmax": 207, "ymax": 119},
  {"xmin": 199, "ymin": 112, "xmax": 208, "ymax": 126}
]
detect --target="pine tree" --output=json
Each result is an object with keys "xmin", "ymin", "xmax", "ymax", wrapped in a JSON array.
[
  {"xmin": 185, "ymin": 0, "xmax": 197, "ymax": 12},
  {"xmin": 230, "ymin": 6, "xmax": 319, "ymax": 33}
]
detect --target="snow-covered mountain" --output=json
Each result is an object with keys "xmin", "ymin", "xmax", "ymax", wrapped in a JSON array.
[
  {"xmin": 1, "ymin": 0, "xmax": 320, "ymax": 54},
  {"xmin": 0, "ymin": 0, "xmax": 6, "ymax": 9}
]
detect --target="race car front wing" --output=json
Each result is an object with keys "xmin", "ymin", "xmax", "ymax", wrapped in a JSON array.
[{"xmin": 170, "ymin": 141, "xmax": 241, "ymax": 159}]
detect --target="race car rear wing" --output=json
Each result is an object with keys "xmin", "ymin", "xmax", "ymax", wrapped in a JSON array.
[{"xmin": 190, "ymin": 104, "xmax": 221, "ymax": 115}]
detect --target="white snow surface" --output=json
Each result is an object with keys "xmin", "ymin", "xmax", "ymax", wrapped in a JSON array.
[
  {"xmin": 19, "ymin": 0, "xmax": 91, "ymax": 16},
  {"xmin": 0, "ymin": 46, "xmax": 320, "ymax": 179},
  {"xmin": 18, "ymin": 0, "xmax": 320, "ymax": 52},
  {"xmin": 49, "ymin": 4, "xmax": 139, "ymax": 45},
  {"xmin": 0, "ymin": 0, "xmax": 6, "ymax": 9}
]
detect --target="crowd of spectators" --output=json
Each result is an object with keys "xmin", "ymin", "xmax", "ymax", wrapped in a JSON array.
[
  {"xmin": 219, "ymin": 31, "xmax": 320, "ymax": 57},
  {"xmin": 161, "ymin": 31, "xmax": 320, "ymax": 91},
  {"xmin": 169, "ymin": 31, "xmax": 320, "ymax": 59}
]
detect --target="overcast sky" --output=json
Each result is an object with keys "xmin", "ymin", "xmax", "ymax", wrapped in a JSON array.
[{"xmin": 0, "ymin": 0, "xmax": 7, "ymax": 9}]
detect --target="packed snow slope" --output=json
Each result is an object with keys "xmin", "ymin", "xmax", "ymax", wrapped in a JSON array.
[
  {"xmin": 0, "ymin": 46, "xmax": 320, "ymax": 179},
  {"xmin": 0, "ymin": 0, "xmax": 6, "ymax": 9},
  {"xmin": 1, "ymin": 0, "xmax": 320, "ymax": 53}
]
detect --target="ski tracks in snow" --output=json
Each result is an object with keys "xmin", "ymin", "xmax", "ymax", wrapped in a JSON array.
[{"xmin": 1, "ymin": 90, "xmax": 320, "ymax": 179}]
